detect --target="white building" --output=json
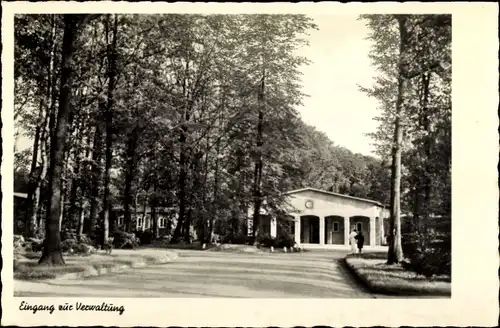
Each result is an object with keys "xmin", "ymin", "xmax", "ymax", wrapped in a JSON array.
[{"xmin": 247, "ymin": 187, "xmax": 390, "ymax": 250}]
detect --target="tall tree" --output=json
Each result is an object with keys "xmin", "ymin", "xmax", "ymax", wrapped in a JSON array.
[
  {"xmin": 39, "ymin": 14, "xmax": 87, "ymax": 265},
  {"xmin": 101, "ymin": 14, "xmax": 119, "ymax": 246}
]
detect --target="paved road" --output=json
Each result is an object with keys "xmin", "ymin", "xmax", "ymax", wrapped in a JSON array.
[{"xmin": 14, "ymin": 250, "xmax": 373, "ymax": 298}]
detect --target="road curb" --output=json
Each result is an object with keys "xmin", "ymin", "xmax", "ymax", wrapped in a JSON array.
[{"xmin": 55, "ymin": 251, "xmax": 179, "ymax": 281}]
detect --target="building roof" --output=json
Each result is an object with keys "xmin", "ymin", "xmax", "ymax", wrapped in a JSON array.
[{"xmin": 283, "ymin": 187, "xmax": 384, "ymax": 207}]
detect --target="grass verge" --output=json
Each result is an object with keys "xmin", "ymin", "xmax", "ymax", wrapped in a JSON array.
[
  {"xmin": 344, "ymin": 252, "xmax": 451, "ymax": 296},
  {"xmin": 14, "ymin": 251, "xmax": 171, "ymax": 281}
]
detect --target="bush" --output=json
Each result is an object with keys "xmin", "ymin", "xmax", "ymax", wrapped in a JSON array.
[
  {"xmin": 256, "ymin": 233, "xmax": 277, "ymax": 248},
  {"xmin": 27, "ymin": 237, "xmax": 44, "ymax": 252},
  {"xmin": 402, "ymin": 231, "xmax": 451, "ymax": 277},
  {"xmin": 14, "ymin": 234, "xmax": 25, "ymax": 250},
  {"xmin": 60, "ymin": 238, "xmax": 97, "ymax": 256},
  {"xmin": 219, "ymin": 233, "xmax": 250, "ymax": 245},
  {"xmin": 276, "ymin": 233, "xmax": 295, "ymax": 248},
  {"xmin": 136, "ymin": 230, "xmax": 154, "ymax": 245},
  {"xmin": 72, "ymin": 243, "xmax": 96, "ymax": 255},
  {"xmin": 61, "ymin": 228, "xmax": 78, "ymax": 241},
  {"xmin": 61, "ymin": 239, "xmax": 79, "ymax": 252},
  {"xmin": 78, "ymin": 234, "xmax": 94, "ymax": 246},
  {"xmin": 113, "ymin": 231, "xmax": 140, "ymax": 249}
]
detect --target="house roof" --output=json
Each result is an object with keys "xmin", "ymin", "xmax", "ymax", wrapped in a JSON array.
[{"xmin": 283, "ymin": 187, "xmax": 384, "ymax": 207}]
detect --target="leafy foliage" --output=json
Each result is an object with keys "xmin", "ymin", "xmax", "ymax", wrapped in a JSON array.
[
  {"xmin": 360, "ymin": 14, "xmax": 451, "ymax": 264},
  {"xmin": 14, "ymin": 14, "xmax": 395, "ymax": 263}
]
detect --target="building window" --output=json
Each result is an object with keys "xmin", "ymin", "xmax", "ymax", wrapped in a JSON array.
[
  {"xmin": 117, "ymin": 217, "xmax": 124, "ymax": 226},
  {"xmin": 333, "ymin": 222, "xmax": 339, "ymax": 232},
  {"xmin": 159, "ymin": 218, "xmax": 167, "ymax": 228},
  {"xmin": 356, "ymin": 222, "xmax": 363, "ymax": 232},
  {"xmin": 137, "ymin": 217, "xmax": 143, "ymax": 228}
]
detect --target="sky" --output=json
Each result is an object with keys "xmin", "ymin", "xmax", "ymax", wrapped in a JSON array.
[
  {"xmin": 296, "ymin": 14, "xmax": 380, "ymax": 157},
  {"xmin": 15, "ymin": 14, "xmax": 381, "ymax": 158}
]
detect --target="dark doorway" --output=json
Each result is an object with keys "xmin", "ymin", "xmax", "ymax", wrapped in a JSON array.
[
  {"xmin": 310, "ymin": 218, "xmax": 319, "ymax": 243},
  {"xmin": 300, "ymin": 215, "xmax": 319, "ymax": 244}
]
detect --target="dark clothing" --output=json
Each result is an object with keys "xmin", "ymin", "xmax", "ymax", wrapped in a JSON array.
[{"xmin": 355, "ymin": 233, "xmax": 365, "ymax": 249}]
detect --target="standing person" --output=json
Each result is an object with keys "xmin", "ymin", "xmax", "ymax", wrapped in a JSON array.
[
  {"xmin": 349, "ymin": 228, "xmax": 358, "ymax": 254},
  {"xmin": 355, "ymin": 230, "xmax": 365, "ymax": 254}
]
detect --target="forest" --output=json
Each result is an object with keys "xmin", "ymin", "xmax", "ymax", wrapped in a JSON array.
[{"xmin": 13, "ymin": 14, "xmax": 450, "ymax": 269}]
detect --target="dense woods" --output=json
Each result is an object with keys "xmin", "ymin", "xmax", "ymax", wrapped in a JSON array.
[{"xmin": 13, "ymin": 14, "xmax": 450, "ymax": 272}]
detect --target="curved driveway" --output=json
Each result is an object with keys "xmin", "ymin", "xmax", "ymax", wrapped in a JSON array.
[{"xmin": 15, "ymin": 250, "xmax": 373, "ymax": 298}]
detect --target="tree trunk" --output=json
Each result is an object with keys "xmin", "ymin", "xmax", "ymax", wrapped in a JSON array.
[
  {"xmin": 101, "ymin": 14, "xmax": 118, "ymax": 247},
  {"xmin": 198, "ymin": 139, "xmax": 209, "ymax": 244},
  {"xmin": 142, "ymin": 196, "xmax": 148, "ymax": 232},
  {"xmin": 172, "ymin": 59, "xmax": 191, "ymax": 243},
  {"xmin": 152, "ymin": 202, "xmax": 158, "ymax": 239},
  {"xmin": 39, "ymin": 15, "xmax": 82, "ymax": 266},
  {"xmin": 209, "ymin": 137, "xmax": 221, "ymax": 243},
  {"xmin": 59, "ymin": 184, "xmax": 65, "ymax": 231},
  {"xmin": 68, "ymin": 135, "xmax": 82, "ymax": 231},
  {"xmin": 387, "ymin": 16, "xmax": 407, "ymax": 265},
  {"xmin": 422, "ymin": 72, "xmax": 432, "ymax": 228},
  {"xmin": 77, "ymin": 202, "xmax": 86, "ymax": 240},
  {"xmin": 87, "ymin": 119, "xmax": 103, "ymax": 234},
  {"xmin": 123, "ymin": 126, "xmax": 138, "ymax": 234},
  {"xmin": 252, "ymin": 69, "xmax": 265, "ymax": 242},
  {"xmin": 133, "ymin": 192, "xmax": 139, "ymax": 232},
  {"xmin": 27, "ymin": 17, "xmax": 57, "ymax": 238},
  {"xmin": 25, "ymin": 120, "xmax": 41, "ymax": 236}
]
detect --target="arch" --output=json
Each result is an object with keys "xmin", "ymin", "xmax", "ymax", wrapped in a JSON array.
[
  {"xmin": 324, "ymin": 215, "xmax": 345, "ymax": 245},
  {"xmin": 300, "ymin": 215, "xmax": 320, "ymax": 244},
  {"xmin": 349, "ymin": 215, "xmax": 372, "ymax": 246}
]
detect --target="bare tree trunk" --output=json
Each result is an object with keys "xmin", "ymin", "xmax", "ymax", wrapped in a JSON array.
[
  {"xmin": 123, "ymin": 126, "xmax": 138, "ymax": 233},
  {"xmin": 142, "ymin": 196, "xmax": 148, "ymax": 232},
  {"xmin": 77, "ymin": 201, "xmax": 86, "ymax": 240},
  {"xmin": 39, "ymin": 15, "xmax": 83, "ymax": 266},
  {"xmin": 101, "ymin": 14, "xmax": 118, "ymax": 247},
  {"xmin": 152, "ymin": 144, "xmax": 159, "ymax": 239},
  {"xmin": 87, "ymin": 118, "xmax": 103, "ymax": 234},
  {"xmin": 27, "ymin": 17, "xmax": 57, "ymax": 238},
  {"xmin": 172, "ymin": 59, "xmax": 191, "ymax": 243},
  {"xmin": 387, "ymin": 15, "xmax": 407, "ymax": 265},
  {"xmin": 59, "ymin": 184, "xmax": 65, "ymax": 231},
  {"xmin": 199, "ymin": 137, "xmax": 211, "ymax": 244},
  {"xmin": 132, "ymin": 192, "xmax": 138, "ymax": 232},
  {"xmin": 422, "ymin": 72, "xmax": 432, "ymax": 229},
  {"xmin": 68, "ymin": 126, "xmax": 83, "ymax": 231},
  {"xmin": 252, "ymin": 69, "xmax": 265, "ymax": 243},
  {"xmin": 209, "ymin": 137, "xmax": 221, "ymax": 243},
  {"xmin": 25, "ymin": 107, "xmax": 42, "ymax": 236}
]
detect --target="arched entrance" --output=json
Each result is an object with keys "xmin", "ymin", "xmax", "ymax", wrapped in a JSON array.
[
  {"xmin": 350, "ymin": 215, "xmax": 372, "ymax": 246},
  {"xmin": 300, "ymin": 215, "xmax": 319, "ymax": 244},
  {"xmin": 324, "ymin": 215, "xmax": 344, "ymax": 245}
]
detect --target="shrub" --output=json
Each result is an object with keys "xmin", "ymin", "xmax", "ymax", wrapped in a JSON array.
[
  {"xmin": 78, "ymin": 234, "xmax": 94, "ymax": 246},
  {"xmin": 276, "ymin": 233, "xmax": 295, "ymax": 248},
  {"xmin": 256, "ymin": 233, "xmax": 277, "ymax": 248},
  {"xmin": 61, "ymin": 239, "xmax": 79, "ymax": 252},
  {"xmin": 61, "ymin": 228, "xmax": 78, "ymax": 241},
  {"xmin": 402, "ymin": 231, "xmax": 451, "ymax": 277},
  {"xmin": 113, "ymin": 231, "xmax": 139, "ymax": 249},
  {"xmin": 72, "ymin": 242, "xmax": 96, "ymax": 256},
  {"xmin": 14, "ymin": 235, "xmax": 25, "ymax": 251},
  {"xmin": 231, "ymin": 234, "xmax": 251, "ymax": 245},
  {"xmin": 27, "ymin": 237, "xmax": 44, "ymax": 252},
  {"xmin": 136, "ymin": 230, "xmax": 154, "ymax": 245}
]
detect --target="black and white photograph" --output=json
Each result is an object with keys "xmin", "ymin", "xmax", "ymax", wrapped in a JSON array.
[{"xmin": 2, "ymin": 2, "xmax": 498, "ymax": 327}]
